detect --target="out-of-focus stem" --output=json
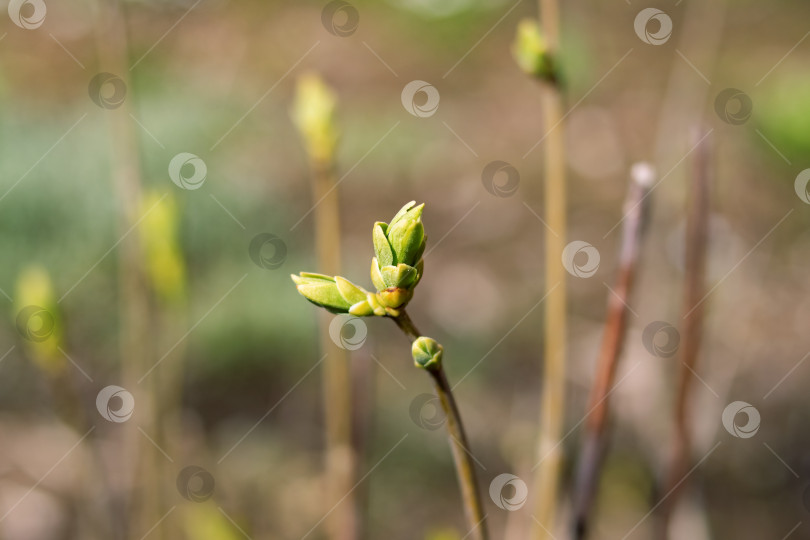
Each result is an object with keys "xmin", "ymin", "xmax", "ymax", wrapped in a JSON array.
[
  {"xmin": 660, "ymin": 131, "xmax": 711, "ymax": 535},
  {"xmin": 350, "ymin": 350, "xmax": 374, "ymax": 540},
  {"xmin": 572, "ymin": 166, "xmax": 653, "ymax": 539},
  {"xmin": 531, "ymin": 0, "xmax": 567, "ymax": 537},
  {"xmin": 392, "ymin": 311, "xmax": 489, "ymax": 540},
  {"xmin": 308, "ymin": 159, "xmax": 357, "ymax": 540},
  {"xmin": 94, "ymin": 3, "xmax": 159, "ymax": 539}
]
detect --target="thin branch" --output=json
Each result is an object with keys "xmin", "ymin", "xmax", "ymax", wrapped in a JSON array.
[
  {"xmin": 660, "ymin": 129, "xmax": 712, "ymax": 531},
  {"xmin": 532, "ymin": 0, "xmax": 568, "ymax": 537},
  {"xmin": 393, "ymin": 310, "xmax": 489, "ymax": 540},
  {"xmin": 572, "ymin": 164, "xmax": 654, "ymax": 539},
  {"xmin": 308, "ymin": 157, "xmax": 358, "ymax": 540}
]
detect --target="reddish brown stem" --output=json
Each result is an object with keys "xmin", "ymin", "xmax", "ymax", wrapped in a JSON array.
[
  {"xmin": 571, "ymin": 166, "xmax": 652, "ymax": 539},
  {"xmin": 659, "ymin": 130, "xmax": 711, "ymax": 536}
]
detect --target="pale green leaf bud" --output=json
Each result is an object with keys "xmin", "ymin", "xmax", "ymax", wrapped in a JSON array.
[
  {"xmin": 349, "ymin": 300, "xmax": 374, "ymax": 317},
  {"xmin": 380, "ymin": 263, "xmax": 417, "ymax": 289},
  {"xmin": 370, "ymin": 257, "xmax": 387, "ymax": 291},
  {"xmin": 372, "ymin": 222, "xmax": 395, "ymax": 267},
  {"xmin": 291, "ymin": 273, "xmax": 370, "ymax": 315},
  {"xmin": 389, "ymin": 200, "xmax": 416, "ymax": 227},
  {"xmin": 291, "ymin": 73, "xmax": 339, "ymax": 164},
  {"xmin": 335, "ymin": 276, "xmax": 367, "ymax": 304},
  {"xmin": 386, "ymin": 202, "xmax": 425, "ymax": 267}
]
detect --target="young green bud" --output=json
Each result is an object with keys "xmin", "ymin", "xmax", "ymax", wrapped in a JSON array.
[
  {"xmin": 412, "ymin": 336, "xmax": 443, "ymax": 370},
  {"xmin": 386, "ymin": 202, "xmax": 425, "ymax": 267},
  {"xmin": 366, "ymin": 291, "xmax": 388, "ymax": 317},
  {"xmin": 14, "ymin": 266, "xmax": 63, "ymax": 375},
  {"xmin": 380, "ymin": 263, "xmax": 418, "ymax": 290},
  {"xmin": 512, "ymin": 19, "xmax": 558, "ymax": 84},
  {"xmin": 372, "ymin": 222, "xmax": 394, "ymax": 267},
  {"xmin": 291, "ymin": 273, "xmax": 371, "ymax": 315},
  {"xmin": 370, "ymin": 257, "xmax": 387, "ymax": 291},
  {"xmin": 377, "ymin": 287, "xmax": 413, "ymax": 310},
  {"xmin": 335, "ymin": 276, "xmax": 367, "ymax": 304},
  {"xmin": 348, "ymin": 300, "xmax": 374, "ymax": 317},
  {"xmin": 140, "ymin": 190, "xmax": 186, "ymax": 304},
  {"xmin": 291, "ymin": 73, "xmax": 339, "ymax": 164}
]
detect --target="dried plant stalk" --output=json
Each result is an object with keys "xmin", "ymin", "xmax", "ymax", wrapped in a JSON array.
[
  {"xmin": 531, "ymin": 0, "xmax": 567, "ymax": 537},
  {"xmin": 310, "ymin": 161, "xmax": 358, "ymax": 540},
  {"xmin": 660, "ymin": 131, "xmax": 711, "ymax": 533},
  {"xmin": 572, "ymin": 165, "xmax": 653, "ymax": 539}
]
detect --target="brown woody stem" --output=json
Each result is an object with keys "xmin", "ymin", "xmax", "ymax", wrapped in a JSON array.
[{"xmin": 572, "ymin": 167, "xmax": 652, "ymax": 539}]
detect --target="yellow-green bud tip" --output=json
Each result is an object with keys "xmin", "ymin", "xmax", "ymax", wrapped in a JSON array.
[
  {"xmin": 291, "ymin": 72, "xmax": 339, "ymax": 164},
  {"xmin": 382, "ymin": 202, "xmax": 426, "ymax": 268},
  {"xmin": 512, "ymin": 19, "xmax": 557, "ymax": 83}
]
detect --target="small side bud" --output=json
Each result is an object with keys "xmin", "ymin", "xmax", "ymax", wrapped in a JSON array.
[{"xmin": 412, "ymin": 336, "xmax": 443, "ymax": 370}]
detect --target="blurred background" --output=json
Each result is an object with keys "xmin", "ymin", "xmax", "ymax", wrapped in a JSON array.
[{"xmin": 1, "ymin": 0, "xmax": 809, "ymax": 538}]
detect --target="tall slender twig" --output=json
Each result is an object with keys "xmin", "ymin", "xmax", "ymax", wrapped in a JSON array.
[
  {"xmin": 659, "ymin": 130, "xmax": 711, "ymax": 535},
  {"xmin": 531, "ymin": 0, "xmax": 567, "ymax": 537},
  {"xmin": 292, "ymin": 74, "xmax": 358, "ymax": 540},
  {"xmin": 393, "ymin": 311, "xmax": 489, "ymax": 540},
  {"xmin": 572, "ymin": 165, "xmax": 654, "ymax": 539},
  {"xmin": 310, "ymin": 154, "xmax": 358, "ymax": 540},
  {"xmin": 95, "ymin": 3, "xmax": 160, "ymax": 537}
]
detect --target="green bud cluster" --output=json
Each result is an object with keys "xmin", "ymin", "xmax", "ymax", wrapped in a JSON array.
[
  {"xmin": 370, "ymin": 201, "xmax": 426, "ymax": 315},
  {"xmin": 291, "ymin": 201, "xmax": 427, "ymax": 318}
]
